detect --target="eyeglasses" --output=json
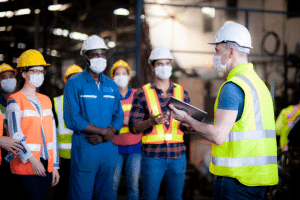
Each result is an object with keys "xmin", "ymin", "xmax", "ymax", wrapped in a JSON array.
[{"xmin": 28, "ymin": 69, "xmax": 45, "ymax": 75}]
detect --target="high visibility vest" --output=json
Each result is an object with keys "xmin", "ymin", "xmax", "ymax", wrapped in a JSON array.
[
  {"xmin": 141, "ymin": 83, "xmax": 184, "ymax": 144},
  {"xmin": 53, "ymin": 95, "xmax": 73, "ymax": 159},
  {"xmin": 209, "ymin": 63, "xmax": 278, "ymax": 186},
  {"xmin": 8, "ymin": 91, "xmax": 55, "ymax": 175},
  {"xmin": 113, "ymin": 89, "xmax": 142, "ymax": 146},
  {"xmin": 275, "ymin": 105, "xmax": 300, "ymax": 151}
]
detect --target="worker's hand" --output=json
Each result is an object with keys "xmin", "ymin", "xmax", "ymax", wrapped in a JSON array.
[
  {"xmin": 0, "ymin": 136, "xmax": 23, "ymax": 155},
  {"xmin": 100, "ymin": 126, "xmax": 115, "ymax": 142},
  {"xmin": 149, "ymin": 113, "xmax": 169, "ymax": 126},
  {"xmin": 123, "ymin": 117, "xmax": 129, "ymax": 126},
  {"xmin": 169, "ymin": 104, "xmax": 188, "ymax": 123},
  {"xmin": 84, "ymin": 135, "xmax": 103, "ymax": 145},
  {"xmin": 29, "ymin": 156, "xmax": 46, "ymax": 177},
  {"xmin": 181, "ymin": 123, "xmax": 195, "ymax": 132},
  {"xmin": 51, "ymin": 169, "xmax": 60, "ymax": 187}
]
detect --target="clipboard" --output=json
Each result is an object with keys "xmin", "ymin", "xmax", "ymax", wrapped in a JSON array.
[{"xmin": 166, "ymin": 96, "xmax": 207, "ymax": 121}]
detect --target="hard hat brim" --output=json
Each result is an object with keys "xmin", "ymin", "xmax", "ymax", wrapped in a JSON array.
[{"xmin": 208, "ymin": 41, "xmax": 253, "ymax": 49}]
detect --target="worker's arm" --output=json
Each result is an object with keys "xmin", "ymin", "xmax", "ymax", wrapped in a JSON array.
[
  {"xmin": 169, "ymin": 105, "xmax": 237, "ymax": 145},
  {"xmin": 170, "ymin": 82, "xmax": 243, "ymax": 145},
  {"xmin": 109, "ymin": 85, "xmax": 124, "ymax": 135},
  {"xmin": 63, "ymin": 79, "xmax": 90, "ymax": 133},
  {"xmin": 6, "ymin": 98, "xmax": 32, "ymax": 162},
  {"xmin": 129, "ymin": 89, "xmax": 168, "ymax": 134}
]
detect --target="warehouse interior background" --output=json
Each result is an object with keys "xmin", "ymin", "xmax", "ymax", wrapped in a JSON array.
[{"xmin": 1, "ymin": 0, "xmax": 300, "ymax": 199}]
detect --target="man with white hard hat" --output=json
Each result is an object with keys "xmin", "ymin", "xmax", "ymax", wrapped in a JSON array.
[
  {"xmin": 129, "ymin": 46, "xmax": 191, "ymax": 200},
  {"xmin": 169, "ymin": 22, "xmax": 279, "ymax": 199},
  {"xmin": 63, "ymin": 35, "xmax": 124, "ymax": 200}
]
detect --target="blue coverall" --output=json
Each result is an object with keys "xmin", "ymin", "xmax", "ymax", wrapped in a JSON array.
[{"xmin": 63, "ymin": 69, "xmax": 124, "ymax": 200}]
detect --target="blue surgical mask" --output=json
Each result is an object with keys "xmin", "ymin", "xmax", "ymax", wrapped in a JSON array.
[{"xmin": 1, "ymin": 78, "xmax": 16, "ymax": 93}]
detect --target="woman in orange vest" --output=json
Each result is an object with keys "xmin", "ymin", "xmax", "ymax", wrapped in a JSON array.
[
  {"xmin": 6, "ymin": 49, "xmax": 60, "ymax": 200},
  {"xmin": 110, "ymin": 60, "xmax": 142, "ymax": 200}
]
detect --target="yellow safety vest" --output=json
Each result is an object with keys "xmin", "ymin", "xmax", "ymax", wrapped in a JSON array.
[
  {"xmin": 0, "ymin": 103, "xmax": 7, "ymax": 133},
  {"xmin": 275, "ymin": 105, "xmax": 300, "ymax": 151},
  {"xmin": 209, "ymin": 63, "xmax": 278, "ymax": 186},
  {"xmin": 142, "ymin": 82, "xmax": 184, "ymax": 144},
  {"xmin": 54, "ymin": 95, "xmax": 73, "ymax": 159}
]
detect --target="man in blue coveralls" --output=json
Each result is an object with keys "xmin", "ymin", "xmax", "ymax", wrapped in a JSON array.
[{"xmin": 63, "ymin": 35, "xmax": 124, "ymax": 200}]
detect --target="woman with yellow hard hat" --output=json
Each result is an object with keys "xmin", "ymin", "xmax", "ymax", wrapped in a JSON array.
[
  {"xmin": 6, "ymin": 49, "xmax": 60, "ymax": 200},
  {"xmin": 110, "ymin": 60, "xmax": 142, "ymax": 200}
]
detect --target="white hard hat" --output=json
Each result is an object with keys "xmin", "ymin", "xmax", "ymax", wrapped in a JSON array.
[
  {"xmin": 148, "ymin": 46, "xmax": 173, "ymax": 64},
  {"xmin": 80, "ymin": 35, "xmax": 108, "ymax": 56},
  {"xmin": 209, "ymin": 22, "xmax": 253, "ymax": 49}
]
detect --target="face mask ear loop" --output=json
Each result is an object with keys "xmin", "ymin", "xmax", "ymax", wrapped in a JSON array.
[{"xmin": 85, "ymin": 55, "xmax": 91, "ymax": 67}]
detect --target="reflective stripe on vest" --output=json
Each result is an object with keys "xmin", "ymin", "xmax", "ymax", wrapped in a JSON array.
[
  {"xmin": 119, "ymin": 103, "xmax": 132, "ymax": 134},
  {"xmin": 224, "ymin": 129, "xmax": 275, "ymax": 142},
  {"xmin": 210, "ymin": 64, "xmax": 278, "ymax": 186},
  {"xmin": 54, "ymin": 95, "xmax": 73, "ymax": 159},
  {"xmin": 142, "ymin": 83, "xmax": 184, "ymax": 144},
  {"xmin": 212, "ymin": 156, "xmax": 277, "ymax": 167}
]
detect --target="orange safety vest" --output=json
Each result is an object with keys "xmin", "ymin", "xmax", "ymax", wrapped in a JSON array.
[
  {"xmin": 113, "ymin": 89, "xmax": 142, "ymax": 146},
  {"xmin": 8, "ymin": 91, "xmax": 54, "ymax": 175},
  {"xmin": 142, "ymin": 83, "xmax": 184, "ymax": 144},
  {"xmin": 0, "ymin": 112, "xmax": 3, "ymax": 164}
]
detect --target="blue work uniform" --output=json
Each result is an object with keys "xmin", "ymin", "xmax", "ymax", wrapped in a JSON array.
[{"xmin": 63, "ymin": 69, "xmax": 124, "ymax": 200}]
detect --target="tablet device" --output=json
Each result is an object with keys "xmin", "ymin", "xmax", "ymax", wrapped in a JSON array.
[{"xmin": 166, "ymin": 96, "xmax": 207, "ymax": 121}]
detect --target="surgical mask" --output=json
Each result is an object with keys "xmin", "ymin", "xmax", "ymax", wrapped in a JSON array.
[
  {"xmin": 114, "ymin": 75, "xmax": 129, "ymax": 88},
  {"xmin": 89, "ymin": 57, "xmax": 107, "ymax": 74},
  {"xmin": 1, "ymin": 78, "xmax": 17, "ymax": 93},
  {"xmin": 213, "ymin": 51, "xmax": 229, "ymax": 73},
  {"xmin": 30, "ymin": 74, "xmax": 44, "ymax": 88},
  {"xmin": 155, "ymin": 65, "xmax": 172, "ymax": 80}
]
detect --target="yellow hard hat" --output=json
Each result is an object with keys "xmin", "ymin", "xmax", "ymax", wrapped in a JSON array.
[
  {"xmin": 64, "ymin": 64, "xmax": 83, "ymax": 83},
  {"xmin": 17, "ymin": 49, "xmax": 50, "ymax": 68},
  {"xmin": 0, "ymin": 63, "xmax": 17, "ymax": 75},
  {"xmin": 110, "ymin": 60, "xmax": 131, "ymax": 77}
]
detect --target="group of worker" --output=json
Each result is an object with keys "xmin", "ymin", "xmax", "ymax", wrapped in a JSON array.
[{"xmin": 0, "ymin": 21, "xmax": 280, "ymax": 200}]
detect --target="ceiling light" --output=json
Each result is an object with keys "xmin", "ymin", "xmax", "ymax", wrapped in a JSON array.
[
  {"xmin": 0, "ymin": 26, "xmax": 6, "ymax": 31},
  {"xmin": 6, "ymin": 26, "xmax": 12, "ymax": 31},
  {"xmin": 113, "ymin": 8, "xmax": 130, "ymax": 16},
  {"xmin": 17, "ymin": 43, "xmax": 26, "ymax": 49},
  {"xmin": 48, "ymin": 4, "xmax": 71, "ymax": 11},
  {"xmin": 0, "ymin": 0, "xmax": 8, "ymax": 2},
  {"xmin": 35, "ymin": 9, "xmax": 40, "ymax": 14},
  {"xmin": 202, "ymin": 7, "xmax": 215, "ymax": 18},
  {"xmin": 0, "ymin": 12, "xmax": 6, "ymax": 18},
  {"xmin": 107, "ymin": 41, "xmax": 116, "ymax": 48},
  {"xmin": 15, "ymin": 8, "xmax": 31, "ymax": 16},
  {"xmin": 69, "ymin": 32, "xmax": 88, "ymax": 41},
  {"xmin": 5, "ymin": 11, "xmax": 14, "ymax": 18},
  {"xmin": 0, "ymin": 54, "xmax": 4, "ymax": 62}
]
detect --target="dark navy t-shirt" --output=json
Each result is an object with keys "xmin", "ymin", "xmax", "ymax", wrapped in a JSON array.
[{"xmin": 217, "ymin": 82, "xmax": 244, "ymax": 121}]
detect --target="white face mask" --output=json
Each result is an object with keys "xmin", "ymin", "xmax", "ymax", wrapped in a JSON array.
[
  {"xmin": 30, "ymin": 74, "xmax": 44, "ymax": 88},
  {"xmin": 89, "ymin": 57, "xmax": 107, "ymax": 74},
  {"xmin": 1, "ymin": 78, "xmax": 17, "ymax": 93},
  {"xmin": 213, "ymin": 51, "xmax": 229, "ymax": 72},
  {"xmin": 155, "ymin": 65, "xmax": 172, "ymax": 80},
  {"xmin": 114, "ymin": 75, "xmax": 129, "ymax": 88}
]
